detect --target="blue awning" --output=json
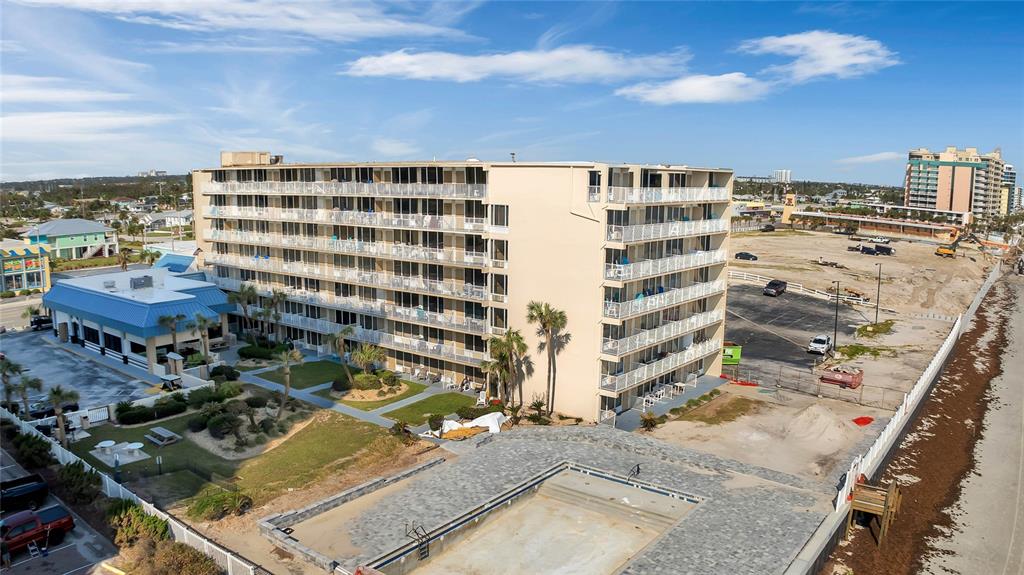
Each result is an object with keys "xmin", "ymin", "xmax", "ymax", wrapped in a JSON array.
[{"xmin": 43, "ymin": 284, "xmax": 219, "ymax": 338}]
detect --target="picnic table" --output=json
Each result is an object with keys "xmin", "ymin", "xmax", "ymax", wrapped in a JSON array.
[{"xmin": 144, "ymin": 426, "xmax": 182, "ymax": 447}]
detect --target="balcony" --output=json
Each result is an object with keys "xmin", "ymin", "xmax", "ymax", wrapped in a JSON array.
[
  {"xmin": 606, "ymin": 218, "xmax": 728, "ymax": 243},
  {"xmin": 205, "ymin": 253, "xmax": 489, "ymax": 301},
  {"xmin": 203, "ymin": 206, "xmax": 488, "ymax": 234},
  {"xmin": 603, "ymin": 280, "xmax": 726, "ymax": 320},
  {"xmin": 606, "ymin": 186, "xmax": 729, "ymax": 205},
  {"xmin": 213, "ymin": 277, "xmax": 490, "ymax": 335},
  {"xmin": 203, "ymin": 229, "xmax": 495, "ymax": 268},
  {"xmin": 601, "ymin": 309, "xmax": 724, "ymax": 356},
  {"xmin": 604, "ymin": 249, "xmax": 727, "ymax": 282},
  {"xmin": 599, "ymin": 338, "xmax": 722, "ymax": 392},
  {"xmin": 204, "ymin": 180, "xmax": 487, "ymax": 199}
]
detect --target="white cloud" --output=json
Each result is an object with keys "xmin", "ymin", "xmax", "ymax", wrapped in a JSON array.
[
  {"xmin": 1, "ymin": 111, "xmax": 176, "ymax": 143},
  {"xmin": 144, "ymin": 41, "xmax": 314, "ymax": 54},
  {"xmin": 836, "ymin": 151, "xmax": 904, "ymax": 164},
  {"xmin": 1, "ymin": 74, "xmax": 132, "ymax": 103},
  {"xmin": 344, "ymin": 45, "xmax": 689, "ymax": 83},
  {"xmin": 616, "ymin": 73, "xmax": 772, "ymax": 104},
  {"xmin": 739, "ymin": 30, "xmax": 899, "ymax": 83},
  {"xmin": 0, "ymin": 40, "xmax": 26, "ymax": 53},
  {"xmin": 13, "ymin": 0, "xmax": 470, "ymax": 42},
  {"xmin": 371, "ymin": 138, "xmax": 419, "ymax": 157}
]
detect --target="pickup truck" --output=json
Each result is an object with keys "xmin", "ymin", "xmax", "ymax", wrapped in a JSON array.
[
  {"xmin": 0, "ymin": 473, "xmax": 49, "ymax": 514},
  {"xmin": 0, "ymin": 506, "xmax": 75, "ymax": 555}
]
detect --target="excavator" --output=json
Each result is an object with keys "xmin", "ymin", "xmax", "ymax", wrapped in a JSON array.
[{"xmin": 934, "ymin": 229, "xmax": 962, "ymax": 258}]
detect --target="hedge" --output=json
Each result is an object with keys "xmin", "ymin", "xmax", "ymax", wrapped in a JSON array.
[
  {"xmin": 0, "ymin": 291, "xmax": 14, "ymax": 299},
  {"xmin": 118, "ymin": 398, "xmax": 187, "ymax": 425},
  {"xmin": 455, "ymin": 404, "xmax": 504, "ymax": 420},
  {"xmin": 353, "ymin": 373, "xmax": 381, "ymax": 390},
  {"xmin": 209, "ymin": 365, "xmax": 240, "ymax": 381},
  {"xmin": 237, "ymin": 343, "xmax": 287, "ymax": 360},
  {"xmin": 187, "ymin": 415, "xmax": 209, "ymax": 432}
]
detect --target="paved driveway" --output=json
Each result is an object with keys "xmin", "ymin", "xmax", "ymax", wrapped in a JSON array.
[
  {"xmin": 725, "ymin": 284, "xmax": 867, "ymax": 382},
  {"xmin": 1, "ymin": 449, "xmax": 117, "ymax": 575},
  {"xmin": 0, "ymin": 331, "xmax": 151, "ymax": 408}
]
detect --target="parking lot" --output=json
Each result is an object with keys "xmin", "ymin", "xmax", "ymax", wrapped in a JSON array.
[
  {"xmin": 0, "ymin": 331, "xmax": 152, "ymax": 409},
  {"xmin": 1, "ymin": 449, "xmax": 117, "ymax": 575},
  {"xmin": 725, "ymin": 284, "xmax": 866, "ymax": 383}
]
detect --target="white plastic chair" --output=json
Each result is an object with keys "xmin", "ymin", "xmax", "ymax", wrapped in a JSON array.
[{"xmin": 475, "ymin": 391, "xmax": 486, "ymax": 407}]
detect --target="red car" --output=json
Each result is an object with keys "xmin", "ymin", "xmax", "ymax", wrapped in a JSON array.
[{"xmin": 0, "ymin": 506, "xmax": 75, "ymax": 555}]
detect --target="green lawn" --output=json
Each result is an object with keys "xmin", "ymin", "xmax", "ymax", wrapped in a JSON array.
[
  {"xmin": 256, "ymin": 360, "xmax": 347, "ymax": 389},
  {"xmin": 235, "ymin": 411, "xmax": 384, "ymax": 503},
  {"xmin": 382, "ymin": 393, "xmax": 476, "ymax": 425},
  {"xmin": 313, "ymin": 380, "xmax": 428, "ymax": 411}
]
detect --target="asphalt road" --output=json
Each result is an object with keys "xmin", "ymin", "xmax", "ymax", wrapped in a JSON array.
[
  {"xmin": 0, "ymin": 294, "xmax": 44, "ymax": 331},
  {"xmin": 1, "ymin": 449, "xmax": 117, "ymax": 575},
  {"xmin": 724, "ymin": 284, "xmax": 866, "ymax": 382},
  {"xmin": 923, "ymin": 275, "xmax": 1024, "ymax": 575}
]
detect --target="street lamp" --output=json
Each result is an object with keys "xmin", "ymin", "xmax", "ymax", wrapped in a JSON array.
[
  {"xmin": 832, "ymin": 280, "xmax": 840, "ymax": 356},
  {"xmin": 874, "ymin": 263, "xmax": 882, "ymax": 325}
]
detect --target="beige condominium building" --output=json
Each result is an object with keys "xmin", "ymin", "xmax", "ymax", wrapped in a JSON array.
[
  {"xmin": 904, "ymin": 146, "xmax": 1006, "ymax": 219},
  {"xmin": 193, "ymin": 152, "xmax": 731, "ymax": 420}
]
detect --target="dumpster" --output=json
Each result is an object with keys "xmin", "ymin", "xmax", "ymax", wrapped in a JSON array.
[
  {"xmin": 722, "ymin": 341, "xmax": 742, "ymax": 365},
  {"xmin": 819, "ymin": 366, "xmax": 864, "ymax": 389}
]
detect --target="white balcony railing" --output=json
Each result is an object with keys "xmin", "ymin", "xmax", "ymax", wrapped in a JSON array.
[
  {"xmin": 205, "ymin": 253, "xmax": 489, "ymax": 301},
  {"xmin": 601, "ymin": 309, "xmax": 724, "ymax": 356},
  {"xmin": 604, "ymin": 249, "xmax": 727, "ymax": 282},
  {"xmin": 246, "ymin": 305, "xmax": 485, "ymax": 365},
  {"xmin": 599, "ymin": 339, "xmax": 721, "ymax": 392},
  {"xmin": 606, "ymin": 218, "xmax": 729, "ymax": 243},
  {"xmin": 603, "ymin": 280, "xmax": 726, "ymax": 320},
  {"xmin": 203, "ymin": 206, "xmax": 488, "ymax": 234},
  {"xmin": 606, "ymin": 186, "xmax": 729, "ymax": 205},
  {"xmin": 213, "ymin": 277, "xmax": 490, "ymax": 335},
  {"xmin": 204, "ymin": 229, "xmax": 494, "ymax": 268},
  {"xmin": 204, "ymin": 180, "xmax": 487, "ymax": 199}
]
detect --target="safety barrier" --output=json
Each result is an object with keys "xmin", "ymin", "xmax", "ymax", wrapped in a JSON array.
[
  {"xmin": 0, "ymin": 405, "xmax": 263, "ymax": 575},
  {"xmin": 728, "ymin": 270, "xmax": 873, "ymax": 306}
]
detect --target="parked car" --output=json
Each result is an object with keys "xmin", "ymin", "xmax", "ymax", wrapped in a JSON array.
[
  {"xmin": 868, "ymin": 236, "xmax": 891, "ymax": 244},
  {"xmin": 735, "ymin": 252, "xmax": 759, "ymax": 261},
  {"xmin": 27, "ymin": 400, "xmax": 79, "ymax": 421},
  {"xmin": 760, "ymin": 224, "xmax": 776, "ymax": 232},
  {"xmin": 762, "ymin": 279, "xmax": 788, "ymax": 296},
  {"xmin": 0, "ymin": 474, "xmax": 49, "ymax": 514},
  {"xmin": 859, "ymin": 245, "xmax": 878, "ymax": 256},
  {"xmin": 807, "ymin": 335, "xmax": 833, "ymax": 354},
  {"xmin": 29, "ymin": 316, "xmax": 53, "ymax": 331},
  {"xmin": 0, "ymin": 506, "xmax": 75, "ymax": 556},
  {"xmin": 875, "ymin": 245, "xmax": 895, "ymax": 256}
]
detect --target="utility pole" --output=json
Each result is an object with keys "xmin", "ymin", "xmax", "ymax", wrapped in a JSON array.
[
  {"xmin": 832, "ymin": 280, "xmax": 840, "ymax": 356},
  {"xmin": 875, "ymin": 263, "xmax": 882, "ymax": 325}
]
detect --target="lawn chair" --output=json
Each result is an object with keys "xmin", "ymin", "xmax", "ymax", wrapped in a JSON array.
[{"xmin": 475, "ymin": 391, "xmax": 486, "ymax": 407}]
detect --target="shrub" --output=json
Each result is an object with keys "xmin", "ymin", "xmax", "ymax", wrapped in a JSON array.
[
  {"xmin": 456, "ymin": 404, "xmax": 504, "ymax": 420},
  {"xmin": 388, "ymin": 421, "xmax": 415, "ymax": 444},
  {"xmin": 237, "ymin": 345, "xmax": 272, "ymax": 360},
  {"xmin": 685, "ymin": 399, "xmax": 699, "ymax": 409},
  {"xmin": 18, "ymin": 289, "xmax": 31, "ymax": 296},
  {"xmin": 217, "ymin": 381, "xmax": 242, "ymax": 399},
  {"xmin": 258, "ymin": 418, "xmax": 276, "ymax": 434},
  {"xmin": 185, "ymin": 353, "xmax": 205, "ymax": 367},
  {"xmin": 210, "ymin": 365, "xmax": 240, "ymax": 381},
  {"xmin": 186, "ymin": 487, "xmax": 253, "ymax": 521},
  {"xmin": 117, "ymin": 408, "xmax": 153, "ymax": 425},
  {"xmin": 186, "ymin": 388, "xmax": 220, "ymax": 409},
  {"xmin": 212, "ymin": 375, "xmax": 227, "ymax": 385},
  {"xmin": 0, "ymin": 291, "xmax": 15, "ymax": 299},
  {"xmin": 252, "ymin": 433, "xmax": 268, "ymax": 445},
  {"xmin": 352, "ymin": 373, "xmax": 381, "ymax": 390},
  {"xmin": 427, "ymin": 413, "xmax": 445, "ymax": 431},
  {"xmin": 108, "ymin": 502, "xmax": 170, "ymax": 547},
  {"xmin": 187, "ymin": 415, "xmax": 209, "ymax": 432},
  {"xmin": 244, "ymin": 396, "xmax": 268, "ymax": 409},
  {"xmin": 151, "ymin": 540, "xmax": 223, "ymax": 575},
  {"xmin": 709, "ymin": 388, "xmax": 722, "ymax": 397},
  {"xmin": 153, "ymin": 398, "xmax": 187, "ymax": 419},
  {"xmin": 640, "ymin": 412, "xmax": 659, "ymax": 432},
  {"xmin": 115, "ymin": 400, "xmax": 135, "ymax": 417},
  {"xmin": 526, "ymin": 412, "xmax": 550, "ymax": 425},
  {"xmin": 378, "ymin": 370, "xmax": 399, "ymax": 387},
  {"xmin": 57, "ymin": 460, "xmax": 101, "ymax": 504},
  {"xmin": 207, "ymin": 413, "xmax": 241, "ymax": 440}
]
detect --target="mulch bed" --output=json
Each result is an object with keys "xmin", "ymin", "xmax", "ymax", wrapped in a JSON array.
[{"xmin": 822, "ymin": 281, "xmax": 1013, "ymax": 574}]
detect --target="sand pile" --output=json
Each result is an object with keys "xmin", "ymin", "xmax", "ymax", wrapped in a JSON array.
[{"xmin": 782, "ymin": 404, "xmax": 857, "ymax": 450}]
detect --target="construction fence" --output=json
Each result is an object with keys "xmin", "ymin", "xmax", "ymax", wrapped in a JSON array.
[
  {"xmin": 0, "ymin": 405, "xmax": 266, "ymax": 575},
  {"xmin": 722, "ymin": 364, "xmax": 906, "ymax": 410}
]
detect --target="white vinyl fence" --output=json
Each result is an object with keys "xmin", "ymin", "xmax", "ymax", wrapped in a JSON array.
[
  {"xmin": 1, "ymin": 402, "xmax": 263, "ymax": 575},
  {"xmin": 728, "ymin": 270, "xmax": 873, "ymax": 306}
]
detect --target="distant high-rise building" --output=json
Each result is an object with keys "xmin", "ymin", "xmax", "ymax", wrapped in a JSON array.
[
  {"xmin": 904, "ymin": 147, "xmax": 1005, "ymax": 219},
  {"xmin": 772, "ymin": 169, "xmax": 792, "ymax": 184},
  {"xmin": 1002, "ymin": 164, "xmax": 1017, "ymax": 214}
]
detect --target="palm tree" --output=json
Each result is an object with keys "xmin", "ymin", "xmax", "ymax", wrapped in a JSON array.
[
  {"xmin": 324, "ymin": 326, "xmax": 355, "ymax": 384},
  {"xmin": 480, "ymin": 353, "xmax": 509, "ymax": 404},
  {"xmin": 274, "ymin": 349, "xmax": 304, "ymax": 420},
  {"xmin": 351, "ymin": 343, "xmax": 385, "ymax": 374},
  {"xmin": 526, "ymin": 301, "xmax": 570, "ymax": 415},
  {"xmin": 49, "ymin": 385, "xmax": 79, "ymax": 448},
  {"xmin": 158, "ymin": 313, "xmax": 186, "ymax": 353},
  {"xmin": 228, "ymin": 283, "xmax": 258, "ymax": 338},
  {"xmin": 0, "ymin": 359, "xmax": 23, "ymax": 409},
  {"xmin": 20, "ymin": 305, "xmax": 42, "ymax": 320},
  {"xmin": 117, "ymin": 248, "xmax": 132, "ymax": 271},
  {"xmin": 191, "ymin": 312, "xmax": 215, "ymax": 365},
  {"xmin": 140, "ymin": 250, "xmax": 159, "ymax": 267},
  {"xmin": 269, "ymin": 289, "xmax": 287, "ymax": 342},
  {"xmin": 491, "ymin": 330, "xmax": 528, "ymax": 407},
  {"xmin": 16, "ymin": 376, "xmax": 43, "ymax": 417}
]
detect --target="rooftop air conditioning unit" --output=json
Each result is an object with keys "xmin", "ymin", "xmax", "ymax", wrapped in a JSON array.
[
  {"xmin": 130, "ymin": 275, "xmax": 153, "ymax": 290},
  {"xmin": 102, "ymin": 280, "xmax": 116, "ymax": 289}
]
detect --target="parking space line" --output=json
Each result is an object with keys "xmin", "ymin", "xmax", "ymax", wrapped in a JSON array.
[
  {"xmin": 63, "ymin": 562, "xmax": 97, "ymax": 575},
  {"xmin": 727, "ymin": 309, "xmax": 806, "ymax": 349},
  {"xmin": 9, "ymin": 542, "xmax": 76, "ymax": 568}
]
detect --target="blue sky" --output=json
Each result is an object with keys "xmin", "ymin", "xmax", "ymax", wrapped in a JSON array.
[{"xmin": 1, "ymin": 1, "xmax": 1021, "ymax": 184}]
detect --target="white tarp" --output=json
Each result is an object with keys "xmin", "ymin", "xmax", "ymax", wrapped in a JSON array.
[{"xmin": 420, "ymin": 412, "xmax": 509, "ymax": 438}]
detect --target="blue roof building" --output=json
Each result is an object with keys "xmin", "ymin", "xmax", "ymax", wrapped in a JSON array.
[{"xmin": 43, "ymin": 267, "xmax": 230, "ymax": 373}]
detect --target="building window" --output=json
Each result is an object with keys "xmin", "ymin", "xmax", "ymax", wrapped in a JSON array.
[
  {"xmin": 491, "ymin": 205, "xmax": 509, "ymax": 227},
  {"xmin": 129, "ymin": 340, "xmax": 146, "ymax": 355}
]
